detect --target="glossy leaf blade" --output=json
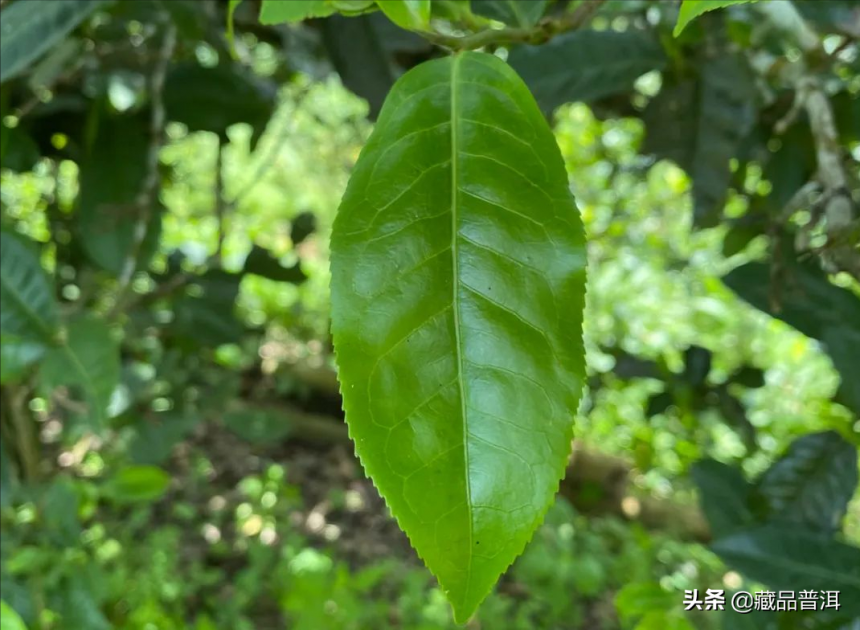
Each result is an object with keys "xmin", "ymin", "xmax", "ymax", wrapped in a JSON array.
[
  {"xmin": 0, "ymin": 600, "xmax": 27, "ymax": 630},
  {"xmin": 377, "ymin": 0, "xmax": 431, "ymax": 30},
  {"xmin": 258, "ymin": 0, "xmax": 334, "ymax": 24},
  {"xmin": 0, "ymin": 230, "xmax": 59, "ymax": 343},
  {"xmin": 102, "ymin": 465, "xmax": 170, "ymax": 504},
  {"xmin": 674, "ymin": 0, "xmax": 756, "ymax": 37},
  {"xmin": 164, "ymin": 63, "xmax": 275, "ymax": 148},
  {"xmin": 330, "ymin": 51, "xmax": 586, "ymax": 622}
]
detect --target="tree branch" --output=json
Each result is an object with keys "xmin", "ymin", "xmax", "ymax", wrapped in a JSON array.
[
  {"xmin": 757, "ymin": 1, "xmax": 859, "ymax": 279},
  {"xmin": 215, "ymin": 143, "xmax": 227, "ymax": 263},
  {"xmin": 422, "ymin": 0, "xmax": 607, "ymax": 51},
  {"xmin": 110, "ymin": 15, "xmax": 177, "ymax": 318}
]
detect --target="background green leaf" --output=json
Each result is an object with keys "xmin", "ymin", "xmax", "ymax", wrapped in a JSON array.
[
  {"xmin": 674, "ymin": 0, "xmax": 757, "ymax": 37},
  {"xmin": 0, "ymin": 231, "xmax": 58, "ymax": 343},
  {"xmin": 724, "ymin": 258, "xmax": 860, "ymax": 415},
  {"xmin": 76, "ymin": 111, "xmax": 161, "ymax": 275},
  {"xmin": 258, "ymin": 0, "xmax": 335, "ymax": 24},
  {"xmin": 0, "ymin": 337, "xmax": 45, "ymax": 385},
  {"xmin": 509, "ymin": 30, "xmax": 666, "ymax": 115},
  {"xmin": 129, "ymin": 414, "xmax": 201, "ymax": 465},
  {"xmin": 757, "ymin": 431, "xmax": 858, "ymax": 534},
  {"xmin": 614, "ymin": 582, "xmax": 676, "ymax": 622},
  {"xmin": 102, "ymin": 465, "xmax": 171, "ymax": 504},
  {"xmin": 471, "ymin": 0, "xmax": 547, "ymax": 27},
  {"xmin": 643, "ymin": 53, "xmax": 756, "ymax": 227},
  {"xmin": 320, "ymin": 14, "xmax": 397, "ymax": 120},
  {"xmin": 171, "ymin": 270, "xmax": 244, "ymax": 347},
  {"xmin": 0, "ymin": 600, "xmax": 27, "ymax": 630},
  {"xmin": 223, "ymin": 407, "xmax": 293, "ymax": 444},
  {"xmin": 243, "ymin": 246, "xmax": 306, "ymax": 284},
  {"xmin": 40, "ymin": 317, "xmax": 120, "ymax": 430},
  {"xmin": 712, "ymin": 526, "xmax": 860, "ymax": 615},
  {"xmin": 376, "ymin": 0, "xmax": 431, "ymax": 30},
  {"xmin": 0, "ymin": 0, "xmax": 108, "ymax": 83},
  {"xmin": 164, "ymin": 62, "xmax": 275, "ymax": 148},
  {"xmin": 691, "ymin": 459, "xmax": 756, "ymax": 537}
]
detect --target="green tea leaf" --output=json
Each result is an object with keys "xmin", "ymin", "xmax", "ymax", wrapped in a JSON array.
[
  {"xmin": 258, "ymin": 0, "xmax": 335, "ymax": 24},
  {"xmin": 0, "ymin": 336, "xmax": 45, "ymax": 385},
  {"xmin": 712, "ymin": 526, "xmax": 860, "ymax": 614},
  {"xmin": 331, "ymin": 0, "xmax": 376, "ymax": 13},
  {"xmin": 724, "ymin": 257, "xmax": 860, "ymax": 415},
  {"xmin": 290, "ymin": 211, "xmax": 317, "ymax": 245},
  {"xmin": 40, "ymin": 317, "xmax": 120, "ymax": 430},
  {"xmin": 50, "ymin": 576, "xmax": 110, "ymax": 630},
  {"xmin": 0, "ymin": 600, "xmax": 27, "ymax": 630},
  {"xmin": 0, "ymin": 0, "xmax": 108, "ymax": 83},
  {"xmin": 471, "ymin": 0, "xmax": 547, "ymax": 27},
  {"xmin": 509, "ymin": 29, "xmax": 665, "ymax": 114},
  {"xmin": 77, "ymin": 111, "xmax": 161, "ymax": 274},
  {"xmin": 330, "ymin": 51, "xmax": 586, "ymax": 622},
  {"xmin": 223, "ymin": 407, "xmax": 293, "ymax": 444},
  {"xmin": 243, "ymin": 246, "xmax": 306, "ymax": 284},
  {"xmin": 674, "ymin": 0, "xmax": 757, "ymax": 37},
  {"xmin": 691, "ymin": 459, "xmax": 756, "ymax": 537},
  {"xmin": 171, "ymin": 270, "xmax": 244, "ymax": 347},
  {"xmin": 682, "ymin": 345, "xmax": 711, "ymax": 386},
  {"xmin": 41, "ymin": 479, "xmax": 81, "ymax": 547},
  {"xmin": 614, "ymin": 582, "xmax": 676, "ymax": 622},
  {"xmin": 129, "ymin": 414, "xmax": 200, "ymax": 465},
  {"xmin": 0, "ymin": 231, "xmax": 58, "ymax": 343},
  {"xmin": 376, "ymin": 0, "xmax": 431, "ymax": 30},
  {"xmin": 320, "ymin": 14, "xmax": 396, "ymax": 120},
  {"xmin": 757, "ymin": 431, "xmax": 858, "ymax": 534},
  {"xmin": 102, "ymin": 465, "xmax": 170, "ymax": 504},
  {"xmin": 0, "ymin": 125, "xmax": 40, "ymax": 172},
  {"xmin": 164, "ymin": 62, "xmax": 275, "ymax": 148},
  {"xmin": 642, "ymin": 53, "xmax": 756, "ymax": 227}
]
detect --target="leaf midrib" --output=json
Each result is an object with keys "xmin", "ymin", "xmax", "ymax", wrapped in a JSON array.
[
  {"xmin": 450, "ymin": 52, "xmax": 474, "ymax": 602},
  {"xmin": 0, "ymin": 257, "xmax": 55, "ymax": 342},
  {"xmin": 0, "ymin": 243, "xmax": 104, "ymax": 425},
  {"xmin": 59, "ymin": 341, "xmax": 105, "ymax": 427}
]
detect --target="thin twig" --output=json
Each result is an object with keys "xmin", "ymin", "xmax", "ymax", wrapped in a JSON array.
[
  {"xmin": 422, "ymin": 0, "xmax": 608, "ymax": 51},
  {"xmin": 215, "ymin": 142, "xmax": 226, "ymax": 263},
  {"xmin": 110, "ymin": 14, "xmax": 177, "ymax": 318},
  {"xmin": 228, "ymin": 85, "xmax": 311, "ymax": 209},
  {"xmin": 1, "ymin": 385, "xmax": 39, "ymax": 481},
  {"xmin": 757, "ymin": 1, "xmax": 859, "ymax": 280}
]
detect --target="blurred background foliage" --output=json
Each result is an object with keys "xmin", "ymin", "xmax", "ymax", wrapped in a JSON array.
[{"xmin": 0, "ymin": 0, "xmax": 858, "ymax": 629}]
